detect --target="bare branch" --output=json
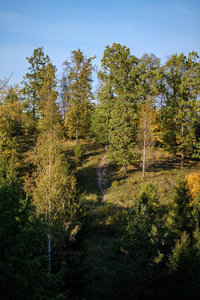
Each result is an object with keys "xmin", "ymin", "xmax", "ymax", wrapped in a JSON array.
[{"xmin": 0, "ymin": 73, "xmax": 13, "ymax": 91}]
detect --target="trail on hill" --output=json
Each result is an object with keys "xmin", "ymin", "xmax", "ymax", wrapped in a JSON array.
[{"xmin": 96, "ymin": 154, "xmax": 107, "ymax": 202}]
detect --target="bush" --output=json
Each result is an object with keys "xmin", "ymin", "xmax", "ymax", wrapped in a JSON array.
[
  {"xmin": 136, "ymin": 182, "xmax": 159, "ymax": 215},
  {"xmin": 73, "ymin": 143, "xmax": 84, "ymax": 159},
  {"xmin": 112, "ymin": 180, "xmax": 119, "ymax": 188}
]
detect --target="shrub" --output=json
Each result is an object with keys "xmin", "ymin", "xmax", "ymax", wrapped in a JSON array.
[
  {"xmin": 112, "ymin": 180, "xmax": 119, "ymax": 188},
  {"xmin": 73, "ymin": 143, "xmax": 84, "ymax": 159},
  {"xmin": 136, "ymin": 182, "xmax": 159, "ymax": 214}
]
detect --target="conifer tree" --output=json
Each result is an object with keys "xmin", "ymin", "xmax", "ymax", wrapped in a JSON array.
[{"xmin": 0, "ymin": 180, "xmax": 47, "ymax": 300}]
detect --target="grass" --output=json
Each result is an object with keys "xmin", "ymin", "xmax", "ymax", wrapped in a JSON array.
[
  {"xmin": 70, "ymin": 141, "xmax": 200, "ymax": 299},
  {"xmin": 19, "ymin": 137, "xmax": 200, "ymax": 299}
]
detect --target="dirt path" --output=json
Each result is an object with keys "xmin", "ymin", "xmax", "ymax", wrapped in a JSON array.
[{"xmin": 96, "ymin": 154, "xmax": 107, "ymax": 202}]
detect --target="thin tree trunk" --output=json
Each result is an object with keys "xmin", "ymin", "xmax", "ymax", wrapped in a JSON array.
[
  {"xmin": 124, "ymin": 164, "xmax": 127, "ymax": 175},
  {"xmin": 142, "ymin": 135, "xmax": 146, "ymax": 179},
  {"xmin": 181, "ymin": 125, "xmax": 184, "ymax": 167},
  {"xmin": 142, "ymin": 109, "xmax": 147, "ymax": 179},
  {"xmin": 48, "ymin": 154, "xmax": 51, "ymax": 275},
  {"xmin": 76, "ymin": 128, "xmax": 78, "ymax": 144},
  {"xmin": 48, "ymin": 223, "xmax": 51, "ymax": 274},
  {"xmin": 173, "ymin": 152, "xmax": 176, "ymax": 162},
  {"xmin": 76, "ymin": 119, "xmax": 79, "ymax": 144}
]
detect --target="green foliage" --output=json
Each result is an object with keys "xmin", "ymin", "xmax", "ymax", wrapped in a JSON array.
[
  {"xmin": 73, "ymin": 142, "xmax": 84, "ymax": 159},
  {"xmin": 91, "ymin": 104, "xmax": 109, "ymax": 145},
  {"xmin": 0, "ymin": 132, "xmax": 19, "ymax": 185},
  {"xmin": 0, "ymin": 180, "xmax": 47, "ymax": 299},
  {"xmin": 168, "ymin": 179, "xmax": 195, "ymax": 236},
  {"xmin": 111, "ymin": 203, "xmax": 166, "ymax": 299},
  {"xmin": 62, "ymin": 48, "xmax": 95, "ymax": 142},
  {"xmin": 97, "ymin": 43, "xmax": 139, "ymax": 172},
  {"xmin": 0, "ymin": 85, "xmax": 23, "ymax": 136},
  {"xmin": 136, "ymin": 182, "xmax": 159, "ymax": 215},
  {"xmin": 31, "ymin": 90, "xmax": 85, "ymax": 297},
  {"xmin": 166, "ymin": 230, "xmax": 200, "ymax": 299},
  {"xmin": 22, "ymin": 47, "xmax": 53, "ymax": 130},
  {"xmin": 158, "ymin": 52, "xmax": 200, "ymax": 165},
  {"xmin": 111, "ymin": 180, "xmax": 119, "ymax": 187}
]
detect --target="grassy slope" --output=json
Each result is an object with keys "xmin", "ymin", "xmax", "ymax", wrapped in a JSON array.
[
  {"xmin": 63, "ymin": 140, "xmax": 200, "ymax": 299},
  {"xmin": 20, "ymin": 137, "xmax": 200, "ymax": 299}
]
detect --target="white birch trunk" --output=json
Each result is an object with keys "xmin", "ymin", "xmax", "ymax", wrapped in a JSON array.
[
  {"xmin": 142, "ymin": 109, "xmax": 147, "ymax": 179},
  {"xmin": 181, "ymin": 125, "xmax": 184, "ymax": 167}
]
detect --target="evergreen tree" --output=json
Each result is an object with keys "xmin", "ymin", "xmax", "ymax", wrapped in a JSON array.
[
  {"xmin": 168, "ymin": 179, "xmax": 195, "ymax": 237},
  {"xmin": 0, "ymin": 180, "xmax": 48, "ymax": 300}
]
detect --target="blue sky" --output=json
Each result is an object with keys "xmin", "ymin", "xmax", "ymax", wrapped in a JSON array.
[{"xmin": 0, "ymin": 0, "xmax": 200, "ymax": 89}]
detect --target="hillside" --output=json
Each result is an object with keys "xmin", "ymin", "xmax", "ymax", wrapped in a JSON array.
[{"xmin": 62, "ymin": 139, "xmax": 200, "ymax": 299}]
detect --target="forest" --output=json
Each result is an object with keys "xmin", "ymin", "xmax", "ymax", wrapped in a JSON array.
[{"xmin": 0, "ymin": 43, "xmax": 200, "ymax": 299}]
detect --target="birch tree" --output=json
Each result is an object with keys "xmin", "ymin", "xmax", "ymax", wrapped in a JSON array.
[
  {"xmin": 31, "ymin": 67, "xmax": 80, "ymax": 292},
  {"xmin": 137, "ymin": 102, "xmax": 158, "ymax": 179}
]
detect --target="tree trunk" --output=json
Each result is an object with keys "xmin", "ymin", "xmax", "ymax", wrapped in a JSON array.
[
  {"xmin": 48, "ymin": 154, "xmax": 51, "ymax": 275},
  {"xmin": 142, "ymin": 110, "xmax": 147, "ymax": 179},
  {"xmin": 142, "ymin": 139, "xmax": 146, "ymax": 179},
  {"xmin": 124, "ymin": 164, "xmax": 127, "ymax": 175},
  {"xmin": 48, "ymin": 226, "xmax": 51, "ymax": 275},
  {"xmin": 76, "ymin": 128, "xmax": 78, "ymax": 144},
  {"xmin": 181, "ymin": 125, "xmax": 184, "ymax": 167},
  {"xmin": 76, "ymin": 119, "xmax": 79, "ymax": 144},
  {"xmin": 181, "ymin": 149, "xmax": 184, "ymax": 167},
  {"xmin": 173, "ymin": 152, "xmax": 176, "ymax": 162}
]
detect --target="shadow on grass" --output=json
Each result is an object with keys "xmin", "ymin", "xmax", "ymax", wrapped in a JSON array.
[{"xmin": 145, "ymin": 154, "xmax": 199, "ymax": 173}]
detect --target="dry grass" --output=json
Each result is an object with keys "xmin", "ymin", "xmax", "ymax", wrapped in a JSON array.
[{"xmin": 105, "ymin": 148, "xmax": 200, "ymax": 209}]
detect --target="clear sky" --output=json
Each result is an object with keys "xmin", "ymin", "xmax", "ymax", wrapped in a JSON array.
[{"xmin": 1, "ymin": 0, "xmax": 200, "ymax": 89}]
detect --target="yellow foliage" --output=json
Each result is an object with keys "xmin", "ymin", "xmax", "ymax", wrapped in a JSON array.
[
  {"xmin": 185, "ymin": 173, "xmax": 200, "ymax": 205},
  {"xmin": 0, "ymin": 85, "xmax": 22, "ymax": 134}
]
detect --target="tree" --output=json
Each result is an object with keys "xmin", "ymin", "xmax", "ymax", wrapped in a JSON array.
[
  {"xmin": 111, "ymin": 202, "xmax": 165, "ymax": 299},
  {"xmin": 138, "ymin": 53, "xmax": 160, "ymax": 103},
  {"xmin": 97, "ymin": 43, "xmax": 139, "ymax": 174},
  {"xmin": 158, "ymin": 52, "xmax": 200, "ymax": 165},
  {"xmin": 62, "ymin": 48, "xmax": 96, "ymax": 143},
  {"xmin": 185, "ymin": 173, "xmax": 200, "ymax": 205},
  {"xmin": 0, "ymin": 75, "xmax": 12, "ymax": 91},
  {"xmin": 168, "ymin": 179, "xmax": 195, "ymax": 237},
  {"xmin": 0, "ymin": 176, "xmax": 47, "ymax": 299},
  {"xmin": 137, "ymin": 101, "xmax": 158, "ymax": 179},
  {"xmin": 22, "ymin": 47, "xmax": 52, "ymax": 129},
  {"xmin": 30, "ymin": 85, "xmax": 82, "ymax": 297},
  {"xmin": 92, "ymin": 83, "xmax": 114, "ymax": 150},
  {"xmin": 0, "ymin": 85, "xmax": 23, "ymax": 137}
]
